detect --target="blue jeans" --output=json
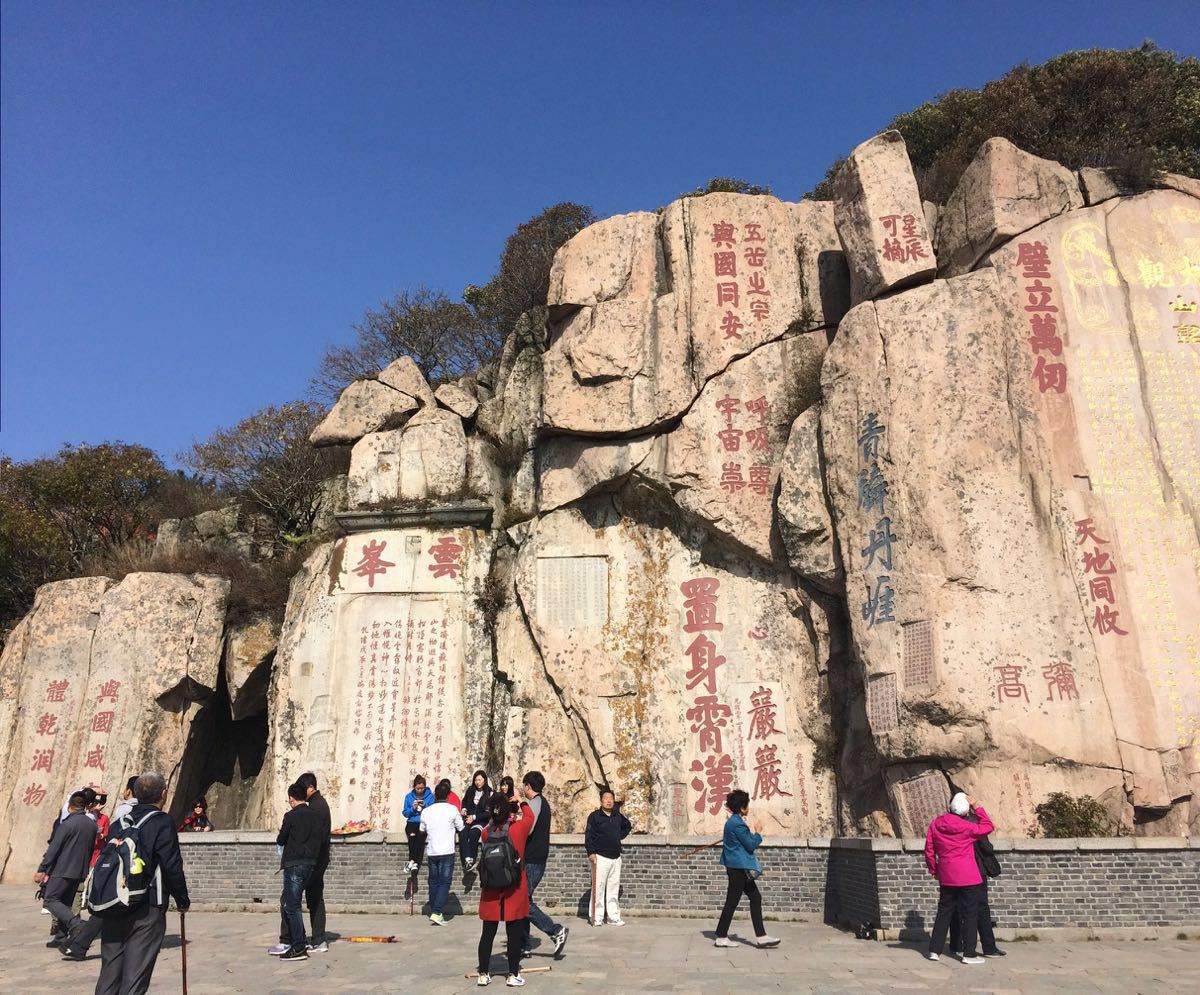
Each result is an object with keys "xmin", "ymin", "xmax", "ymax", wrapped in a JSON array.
[
  {"xmin": 427, "ymin": 854, "xmax": 454, "ymax": 915},
  {"xmin": 523, "ymin": 861, "xmax": 558, "ymax": 943},
  {"xmin": 282, "ymin": 864, "xmax": 314, "ymax": 951}
]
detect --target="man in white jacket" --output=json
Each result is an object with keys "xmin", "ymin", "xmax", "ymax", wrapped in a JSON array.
[{"xmin": 419, "ymin": 781, "xmax": 464, "ymax": 925}]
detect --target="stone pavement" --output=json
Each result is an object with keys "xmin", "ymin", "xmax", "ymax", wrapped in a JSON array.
[{"xmin": 1, "ymin": 886, "xmax": 1197, "ymax": 994}]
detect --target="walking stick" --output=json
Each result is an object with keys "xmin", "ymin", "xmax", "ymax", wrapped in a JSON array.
[
  {"xmin": 180, "ymin": 910, "xmax": 188, "ymax": 995},
  {"xmin": 679, "ymin": 839, "xmax": 722, "ymax": 858}
]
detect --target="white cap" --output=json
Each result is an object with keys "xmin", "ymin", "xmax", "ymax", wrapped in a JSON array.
[{"xmin": 949, "ymin": 792, "xmax": 970, "ymax": 816}]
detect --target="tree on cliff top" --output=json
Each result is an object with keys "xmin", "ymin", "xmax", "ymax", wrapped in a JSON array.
[
  {"xmin": 807, "ymin": 44, "xmax": 1200, "ymax": 202},
  {"xmin": 181, "ymin": 401, "xmax": 348, "ymax": 540},
  {"xmin": 0, "ymin": 443, "xmax": 216, "ymax": 628},
  {"xmin": 464, "ymin": 201, "xmax": 597, "ymax": 339},
  {"xmin": 311, "ymin": 287, "xmax": 492, "ymax": 401}
]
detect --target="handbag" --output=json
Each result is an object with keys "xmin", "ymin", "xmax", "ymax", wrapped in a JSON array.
[{"xmin": 981, "ymin": 850, "xmax": 1002, "ymax": 878}]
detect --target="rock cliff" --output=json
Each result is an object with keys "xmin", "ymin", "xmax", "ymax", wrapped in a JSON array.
[{"xmin": 2, "ymin": 132, "xmax": 1197, "ymax": 877}]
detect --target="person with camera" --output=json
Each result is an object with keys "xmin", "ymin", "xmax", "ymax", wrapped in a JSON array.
[
  {"xmin": 924, "ymin": 791, "xmax": 995, "ymax": 964},
  {"xmin": 474, "ymin": 784, "xmax": 534, "ymax": 986},
  {"xmin": 402, "ymin": 774, "xmax": 435, "ymax": 873},
  {"xmin": 584, "ymin": 786, "xmax": 631, "ymax": 927}
]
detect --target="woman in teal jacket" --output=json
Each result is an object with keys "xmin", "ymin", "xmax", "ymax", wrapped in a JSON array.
[
  {"xmin": 402, "ymin": 775, "xmax": 434, "ymax": 872},
  {"xmin": 713, "ymin": 789, "xmax": 780, "ymax": 948}
]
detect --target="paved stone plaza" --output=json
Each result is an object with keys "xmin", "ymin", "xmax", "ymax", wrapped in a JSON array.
[{"xmin": 2, "ymin": 887, "xmax": 1197, "ymax": 994}]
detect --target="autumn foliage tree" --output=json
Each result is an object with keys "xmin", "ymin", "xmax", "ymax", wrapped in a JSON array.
[
  {"xmin": 182, "ymin": 401, "xmax": 348, "ymax": 541},
  {"xmin": 807, "ymin": 45, "xmax": 1200, "ymax": 202},
  {"xmin": 0, "ymin": 443, "xmax": 209, "ymax": 627}
]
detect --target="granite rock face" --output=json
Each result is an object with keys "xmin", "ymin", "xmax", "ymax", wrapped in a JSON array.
[
  {"xmin": 833, "ymin": 130, "xmax": 936, "ymax": 305},
  {"xmin": 936, "ymin": 137, "xmax": 1083, "ymax": 277},
  {"xmin": 0, "ymin": 574, "xmax": 228, "ymax": 878},
  {"xmin": 2, "ymin": 139, "xmax": 1197, "ymax": 856}
]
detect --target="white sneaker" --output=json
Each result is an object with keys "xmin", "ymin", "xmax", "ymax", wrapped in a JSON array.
[
  {"xmin": 755, "ymin": 935, "xmax": 781, "ymax": 948},
  {"xmin": 925, "ymin": 951, "xmax": 940, "ymax": 961},
  {"xmin": 429, "ymin": 913, "xmax": 445, "ymax": 926},
  {"xmin": 713, "ymin": 936, "xmax": 734, "ymax": 947},
  {"xmin": 476, "ymin": 973, "xmax": 491, "ymax": 987},
  {"xmin": 506, "ymin": 975, "xmax": 525, "ymax": 987},
  {"xmin": 267, "ymin": 943, "xmax": 290, "ymax": 956},
  {"xmin": 607, "ymin": 919, "xmax": 626, "ymax": 926},
  {"xmin": 306, "ymin": 941, "xmax": 328, "ymax": 952},
  {"xmin": 465, "ymin": 857, "xmax": 476, "ymax": 871},
  {"xmin": 961, "ymin": 955, "xmax": 985, "ymax": 965}
]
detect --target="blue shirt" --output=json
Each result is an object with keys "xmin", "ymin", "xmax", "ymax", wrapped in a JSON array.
[
  {"xmin": 402, "ymin": 788, "xmax": 434, "ymax": 824},
  {"xmin": 720, "ymin": 812, "xmax": 762, "ymax": 872}
]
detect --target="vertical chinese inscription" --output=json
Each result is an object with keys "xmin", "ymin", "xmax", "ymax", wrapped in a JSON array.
[
  {"xmin": 715, "ymin": 395, "xmax": 774, "ymax": 498},
  {"xmin": 897, "ymin": 772, "xmax": 948, "ymax": 834},
  {"xmin": 1015, "ymin": 241, "xmax": 1068, "ymax": 394},
  {"xmin": 1074, "ymin": 517, "xmax": 1130, "ymax": 637},
  {"xmin": 683, "ymin": 578, "xmax": 735, "ymax": 816},
  {"xmin": 878, "ymin": 213, "xmax": 929, "ymax": 264},
  {"xmin": 711, "ymin": 218, "xmax": 771, "ymax": 343},
  {"xmin": 536, "ymin": 556, "xmax": 610, "ymax": 630},
  {"xmin": 866, "ymin": 673, "xmax": 900, "ymax": 733},
  {"xmin": 857, "ymin": 413, "xmax": 899, "ymax": 627}
]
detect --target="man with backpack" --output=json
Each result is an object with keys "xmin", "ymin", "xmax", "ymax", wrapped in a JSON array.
[
  {"xmin": 520, "ymin": 771, "xmax": 568, "ymax": 958},
  {"xmin": 35, "ymin": 790, "xmax": 95, "ymax": 951},
  {"xmin": 92, "ymin": 772, "xmax": 190, "ymax": 995}
]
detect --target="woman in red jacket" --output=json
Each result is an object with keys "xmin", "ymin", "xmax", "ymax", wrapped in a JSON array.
[
  {"xmin": 475, "ymin": 790, "xmax": 535, "ymax": 987},
  {"xmin": 924, "ymin": 792, "xmax": 995, "ymax": 964}
]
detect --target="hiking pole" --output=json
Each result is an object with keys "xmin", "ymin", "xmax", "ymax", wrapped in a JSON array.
[
  {"xmin": 180, "ymin": 910, "xmax": 188, "ymax": 995},
  {"xmin": 679, "ymin": 839, "xmax": 722, "ymax": 858}
]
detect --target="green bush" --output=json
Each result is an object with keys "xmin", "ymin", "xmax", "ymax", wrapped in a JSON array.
[
  {"xmin": 808, "ymin": 44, "xmax": 1200, "ymax": 202},
  {"xmin": 1035, "ymin": 791, "xmax": 1118, "ymax": 838},
  {"xmin": 681, "ymin": 177, "xmax": 773, "ymax": 198}
]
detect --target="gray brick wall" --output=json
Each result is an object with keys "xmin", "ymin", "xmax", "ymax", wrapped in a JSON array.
[{"xmin": 178, "ymin": 834, "xmax": 1200, "ymax": 932}]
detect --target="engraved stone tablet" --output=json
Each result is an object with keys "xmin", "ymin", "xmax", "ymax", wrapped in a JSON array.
[
  {"xmin": 903, "ymin": 619, "xmax": 935, "ymax": 688},
  {"xmin": 536, "ymin": 556, "xmax": 609, "ymax": 629},
  {"xmin": 867, "ymin": 673, "xmax": 900, "ymax": 732}
]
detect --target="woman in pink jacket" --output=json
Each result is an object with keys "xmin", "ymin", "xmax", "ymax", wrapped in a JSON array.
[{"xmin": 923, "ymin": 792, "xmax": 994, "ymax": 964}]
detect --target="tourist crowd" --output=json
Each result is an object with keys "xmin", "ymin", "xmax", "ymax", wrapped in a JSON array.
[{"xmin": 33, "ymin": 764, "xmax": 1003, "ymax": 992}]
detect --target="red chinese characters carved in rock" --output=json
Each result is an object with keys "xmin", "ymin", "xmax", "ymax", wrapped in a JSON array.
[
  {"xmin": 879, "ymin": 214, "xmax": 928, "ymax": 263},
  {"xmin": 45, "ymin": 680, "xmax": 69, "ymax": 703},
  {"xmin": 92, "ymin": 711, "xmax": 115, "ymax": 734},
  {"xmin": 22, "ymin": 783, "xmax": 48, "ymax": 807},
  {"xmin": 353, "ymin": 540, "xmax": 395, "ymax": 588},
  {"xmin": 746, "ymin": 686, "xmax": 783, "ymax": 741},
  {"xmin": 752, "ymin": 744, "xmax": 792, "ymax": 801},
  {"xmin": 687, "ymin": 695, "xmax": 731, "ymax": 754},
  {"xmin": 994, "ymin": 664, "xmax": 1029, "ymax": 704},
  {"xmin": 36, "ymin": 713, "xmax": 58, "ymax": 737},
  {"xmin": 680, "ymin": 578, "xmax": 723, "ymax": 633},
  {"xmin": 1075, "ymin": 518, "xmax": 1129, "ymax": 636},
  {"xmin": 96, "ymin": 679, "xmax": 121, "ymax": 703},
  {"xmin": 690, "ymin": 754, "xmax": 734, "ymax": 815},
  {"xmin": 1016, "ymin": 242, "xmax": 1066, "ymax": 394},
  {"xmin": 427, "ymin": 536, "xmax": 464, "ymax": 579},
  {"xmin": 30, "ymin": 748, "xmax": 54, "ymax": 773},
  {"xmin": 1043, "ymin": 662, "xmax": 1080, "ymax": 702},
  {"xmin": 85, "ymin": 744, "xmax": 106, "ymax": 770}
]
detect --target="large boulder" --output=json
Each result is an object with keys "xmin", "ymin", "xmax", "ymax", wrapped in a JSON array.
[
  {"xmin": 833, "ymin": 130, "xmax": 935, "ymax": 305},
  {"xmin": 543, "ymin": 195, "xmax": 848, "ymax": 436},
  {"xmin": 821, "ymin": 189, "xmax": 1200, "ymax": 835},
  {"xmin": 310, "ymin": 378, "xmax": 419, "ymax": 447},
  {"xmin": 937, "ymin": 137, "xmax": 1083, "ymax": 277},
  {"xmin": 0, "ymin": 573, "xmax": 227, "ymax": 878},
  {"xmin": 777, "ymin": 407, "xmax": 840, "ymax": 590},
  {"xmin": 347, "ymin": 408, "xmax": 469, "ymax": 508}
]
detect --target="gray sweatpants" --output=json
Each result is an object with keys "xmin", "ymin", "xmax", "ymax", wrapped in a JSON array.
[{"xmin": 95, "ymin": 902, "xmax": 167, "ymax": 995}]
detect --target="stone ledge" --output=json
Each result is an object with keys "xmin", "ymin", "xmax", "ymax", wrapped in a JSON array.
[{"xmin": 335, "ymin": 503, "xmax": 493, "ymax": 532}]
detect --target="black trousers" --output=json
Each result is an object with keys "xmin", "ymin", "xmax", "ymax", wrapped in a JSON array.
[
  {"xmin": 95, "ymin": 902, "xmax": 168, "ymax": 995},
  {"xmin": 478, "ymin": 919, "xmax": 523, "ymax": 976},
  {"xmin": 278, "ymin": 862, "xmax": 327, "ymax": 945},
  {"xmin": 43, "ymin": 876, "xmax": 82, "ymax": 935},
  {"xmin": 950, "ymin": 877, "xmax": 997, "ymax": 953},
  {"xmin": 68, "ymin": 913, "xmax": 105, "ymax": 954},
  {"xmin": 406, "ymin": 825, "xmax": 427, "ymax": 865},
  {"xmin": 715, "ymin": 868, "xmax": 766, "ymax": 939},
  {"xmin": 929, "ymin": 884, "xmax": 981, "ymax": 957}
]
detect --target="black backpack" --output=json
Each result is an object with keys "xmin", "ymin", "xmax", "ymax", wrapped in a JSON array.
[
  {"xmin": 478, "ymin": 823, "xmax": 521, "ymax": 890},
  {"xmin": 83, "ymin": 810, "xmax": 169, "ymax": 918}
]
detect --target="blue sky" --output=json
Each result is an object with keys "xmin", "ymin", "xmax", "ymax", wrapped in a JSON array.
[{"xmin": 2, "ymin": 2, "xmax": 1197, "ymax": 463}]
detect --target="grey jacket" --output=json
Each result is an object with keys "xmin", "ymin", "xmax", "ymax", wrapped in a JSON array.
[{"xmin": 38, "ymin": 811, "xmax": 96, "ymax": 880}]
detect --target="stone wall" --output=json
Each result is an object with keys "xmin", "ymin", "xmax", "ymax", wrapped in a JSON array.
[{"xmin": 179, "ymin": 834, "xmax": 1200, "ymax": 934}]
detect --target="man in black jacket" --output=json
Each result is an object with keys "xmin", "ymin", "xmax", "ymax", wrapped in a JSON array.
[
  {"xmin": 521, "ymin": 770, "xmax": 568, "ymax": 957},
  {"xmin": 949, "ymin": 804, "xmax": 1005, "ymax": 958},
  {"xmin": 35, "ymin": 790, "xmax": 95, "ymax": 948},
  {"xmin": 95, "ymin": 771, "xmax": 190, "ymax": 995},
  {"xmin": 584, "ymin": 787, "xmax": 632, "ymax": 926},
  {"xmin": 273, "ymin": 782, "xmax": 321, "ymax": 961},
  {"xmin": 275, "ymin": 771, "xmax": 331, "ymax": 953}
]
